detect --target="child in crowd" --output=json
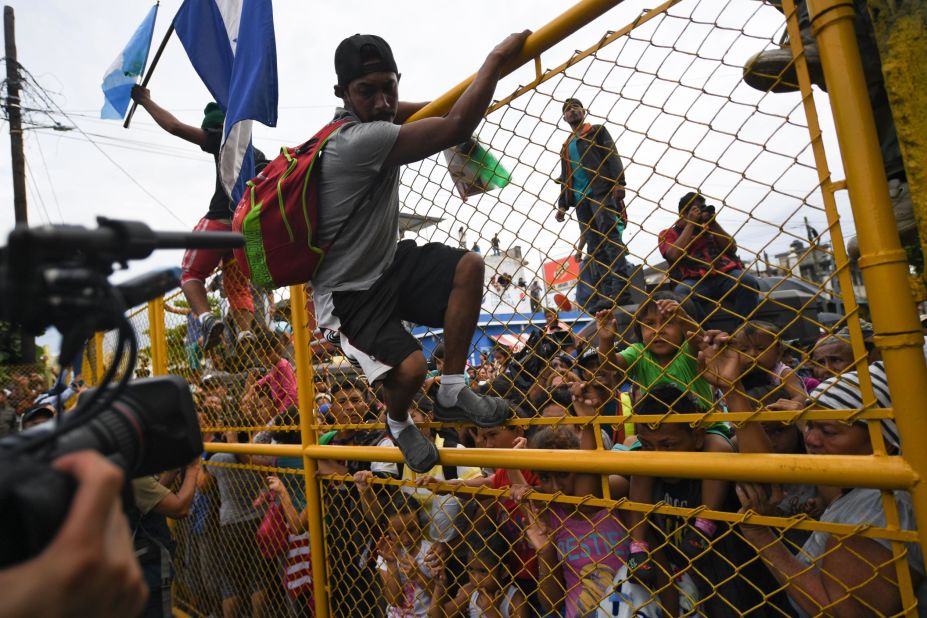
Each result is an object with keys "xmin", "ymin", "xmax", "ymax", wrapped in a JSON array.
[
  {"xmin": 730, "ymin": 321, "xmax": 806, "ymax": 403},
  {"xmin": 422, "ymin": 343, "xmax": 447, "ymax": 397},
  {"xmin": 513, "ymin": 384, "xmax": 629, "ymax": 617},
  {"xmin": 208, "ymin": 430, "xmax": 277, "ymax": 618},
  {"xmin": 377, "ymin": 493, "xmax": 435, "ymax": 617},
  {"xmin": 597, "ymin": 292, "xmax": 712, "ymax": 407},
  {"xmin": 630, "ymin": 385, "xmax": 786, "ymax": 617},
  {"xmin": 597, "ymin": 293, "xmax": 730, "ymax": 578},
  {"xmin": 414, "ymin": 411, "xmax": 541, "ymax": 607},
  {"xmin": 429, "ymin": 532, "xmax": 528, "ymax": 617},
  {"xmin": 533, "ymin": 384, "xmax": 615, "ymax": 449},
  {"xmin": 320, "ymin": 377, "xmax": 396, "ymax": 618},
  {"xmin": 249, "ymin": 327, "xmax": 298, "ymax": 415},
  {"xmin": 356, "ymin": 395, "xmax": 481, "ymax": 545}
]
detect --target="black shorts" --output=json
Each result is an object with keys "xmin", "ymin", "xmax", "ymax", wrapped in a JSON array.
[{"xmin": 330, "ymin": 240, "xmax": 466, "ymax": 380}]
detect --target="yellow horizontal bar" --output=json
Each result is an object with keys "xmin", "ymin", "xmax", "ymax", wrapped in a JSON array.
[
  {"xmin": 307, "ymin": 407, "xmax": 894, "ymax": 433},
  {"xmin": 321, "ymin": 472, "xmax": 918, "ymax": 543},
  {"xmin": 407, "ymin": 0, "xmax": 623, "ymax": 122},
  {"xmin": 487, "ymin": 0, "xmax": 683, "ymax": 115},
  {"xmin": 304, "ymin": 446, "xmax": 917, "ymax": 490},
  {"xmin": 204, "ymin": 442, "xmax": 918, "ymax": 489},
  {"xmin": 204, "ymin": 442, "xmax": 303, "ymax": 457}
]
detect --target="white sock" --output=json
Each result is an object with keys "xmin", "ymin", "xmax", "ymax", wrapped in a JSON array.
[
  {"xmin": 387, "ymin": 415, "xmax": 415, "ymax": 438},
  {"xmin": 437, "ymin": 374, "xmax": 466, "ymax": 406}
]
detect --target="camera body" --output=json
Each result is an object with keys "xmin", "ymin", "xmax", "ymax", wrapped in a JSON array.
[
  {"xmin": 0, "ymin": 218, "xmax": 242, "ymax": 567},
  {"xmin": 0, "ymin": 376, "xmax": 201, "ymax": 567}
]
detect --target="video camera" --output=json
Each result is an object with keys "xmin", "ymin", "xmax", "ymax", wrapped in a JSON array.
[{"xmin": 0, "ymin": 217, "xmax": 242, "ymax": 567}]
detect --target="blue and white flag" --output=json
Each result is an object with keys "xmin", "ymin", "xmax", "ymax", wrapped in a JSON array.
[
  {"xmin": 174, "ymin": 0, "xmax": 278, "ymax": 204},
  {"xmin": 100, "ymin": 4, "xmax": 159, "ymax": 120}
]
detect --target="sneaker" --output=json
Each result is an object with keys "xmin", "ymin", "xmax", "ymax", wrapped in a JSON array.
[
  {"xmin": 434, "ymin": 387, "xmax": 511, "ymax": 427},
  {"xmin": 387, "ymin": 424, "xmax": 439, "ymax": 474},
  {"xmin": 743, "ymin": 31, "xmax": 825, "ymax": 94},
  {"xmin": 237, "ymin": 330, "xmax": 257, "ymax": 346},
  {"xmin": 200, "ymin": 314, "xmax": 225, "ymax": 351}
]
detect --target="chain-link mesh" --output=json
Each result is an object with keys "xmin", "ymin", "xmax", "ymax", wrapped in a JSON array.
[{"xmin": 81, "ymin": 1, "xmax": 927, "ymax": 616}]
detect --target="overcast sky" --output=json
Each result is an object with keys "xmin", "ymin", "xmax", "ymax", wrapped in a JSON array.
[{"xmin": 0, "ymin": 0, "xmax": 855, "ymax": 353}]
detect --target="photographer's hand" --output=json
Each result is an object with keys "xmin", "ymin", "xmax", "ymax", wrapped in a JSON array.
[{"xmin": 0, "ymin": 451, "xmax": 147, "ymax": 617}]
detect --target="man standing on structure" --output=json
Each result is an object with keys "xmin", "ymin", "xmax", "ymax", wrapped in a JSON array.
[
  {"xmin": 555, "ymin": 98, "xmax": 632, "ymax": 313},
  {"xmin": 311, "ymin": 31, "xmax": 529, "ymax": 472}
]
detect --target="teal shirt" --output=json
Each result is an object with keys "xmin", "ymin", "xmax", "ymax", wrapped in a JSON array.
[{"xmin": 568, "ymin": 136, "xmax": 592, "ymax": 204}]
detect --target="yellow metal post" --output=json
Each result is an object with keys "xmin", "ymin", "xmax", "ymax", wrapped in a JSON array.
[
  {"xmin": 289, "ymin": 284, "xmax": 329, "ymax": 618},
  {"xmin": 407, "ymin": 0, "xmax": 623, "ymax": 122},
  {"xmin": 808, "ymin": 0, "xmax": 927, "ymax": 563},
  {"xmin": 92, "ymin": 331, "xmax": 105, "ymax": 385},
  {"xmin": 147, "ymin": 297, "xmax": 168, "ymax": 376}
]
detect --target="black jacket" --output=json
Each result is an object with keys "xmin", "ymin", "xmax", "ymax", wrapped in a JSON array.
[{"xmin": 557, "ymin": 123, "xmax": 626, "ymax": 215}]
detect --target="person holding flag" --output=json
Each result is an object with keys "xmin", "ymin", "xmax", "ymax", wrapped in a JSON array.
[
  {"xmin": 124, "ymin": 0, "xmax": 278, "ymax": 351},
  {"xmin": 131, "ymin": 87, "xmax": 261, "ymax": 350}
]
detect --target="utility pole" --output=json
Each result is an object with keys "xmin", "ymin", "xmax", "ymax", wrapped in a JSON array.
[{"xmin": 4, "ymin": 5, "xmax": 34, "ymax": 363}]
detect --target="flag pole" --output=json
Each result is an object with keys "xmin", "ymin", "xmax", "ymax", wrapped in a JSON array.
[{"xmin": 124, "ymin": 20, "xmax": 174, "ymax": 129}]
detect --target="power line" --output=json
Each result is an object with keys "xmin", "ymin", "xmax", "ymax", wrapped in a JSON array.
[
  {"xmin": 23, "ymin": 157, "xmax": 52, "ymax": 224},
  {"xmin": 32, "ymin": 128, "xmax": 205, "ymax": 162},
  {"xmin": 28, "ymin": 132, "xmax": 64, "ymax": 223},
  {"xmin": 17, "ymin": 64, "xmax": 188, "ymax": 226}
]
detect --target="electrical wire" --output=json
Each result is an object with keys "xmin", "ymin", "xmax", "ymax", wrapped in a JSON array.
[
  {"xmin": 33, "ymin": 129, "xmax": 205, "ymax": 162},
  {"xmin": 29, "ymin": 134, "xmax": 66, "ymax": 223},
  {"xmin": 23, "ymin": 157, "xmax": 52, "ymax": 224},
  {"xmin": 16, "ymin": 64, "xmax": 189, "ymax": 226}
]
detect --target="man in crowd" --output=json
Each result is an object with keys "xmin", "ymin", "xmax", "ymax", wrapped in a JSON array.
[
  {"xmin": 554, "ymin": 98, "xmax": 632, "ymax": 312},
  {"xmin": 658, "ymin": 191, "xmax": 759, "ymax": 320},
  {"xmin": 130, "ymin": 457, "xmax": 201, "ymax": 617},
  {"xmin": 131, "ymin": 86, "xmax": 260, "ymax": 351},
  {"xmin": 311, "ymin": 31, "xmax": 529, "ymax": 472}
]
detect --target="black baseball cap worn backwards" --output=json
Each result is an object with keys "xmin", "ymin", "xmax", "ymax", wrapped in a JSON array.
[{"xmin": 335, "ymin": 34, "xmax": 398, "ymax": 86}]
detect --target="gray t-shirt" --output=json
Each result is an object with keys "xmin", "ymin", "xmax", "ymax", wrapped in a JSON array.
[
  {"xmin": 210, "ymin": 452, "xmax": 262, "ymax": 526},
  {"xmin": 312, "ymin": 109, "xmax": 402, "ymax": 293},
  {"xmin": 796, "ymin": 487, "xmax": 926, "ymax": 616}
]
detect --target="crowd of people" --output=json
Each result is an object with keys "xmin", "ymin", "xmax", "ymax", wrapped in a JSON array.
[
  {"xmin": 162, "ymin": 280, "xmax": 925, "ymax": 618},
  {"xmin": 6, "ymin": 16, "xmax": 921, "ymax": 618},
  {"xmin": 142, "ymin": 24, "xmax": 924, "ymax": 618}
]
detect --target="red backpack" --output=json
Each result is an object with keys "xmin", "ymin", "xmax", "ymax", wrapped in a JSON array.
[{"xmin": 232, "ymin": 119, "xmax": 353, "ymax": 289}]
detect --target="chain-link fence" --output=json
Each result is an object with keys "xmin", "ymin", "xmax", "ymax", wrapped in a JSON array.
[{"xmin": 86, "ymin": 0, "xmax": 927, "ymax": 616}]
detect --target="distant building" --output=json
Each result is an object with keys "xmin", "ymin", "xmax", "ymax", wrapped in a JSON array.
[{"xmin": 483, "ymin": 246, "xmax": 532, "ymax": 313}]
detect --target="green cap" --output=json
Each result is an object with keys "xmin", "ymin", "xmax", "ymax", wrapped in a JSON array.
[{"xmin": 201, "ymin": 102, "xmax": 224, "ymax": 130}]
